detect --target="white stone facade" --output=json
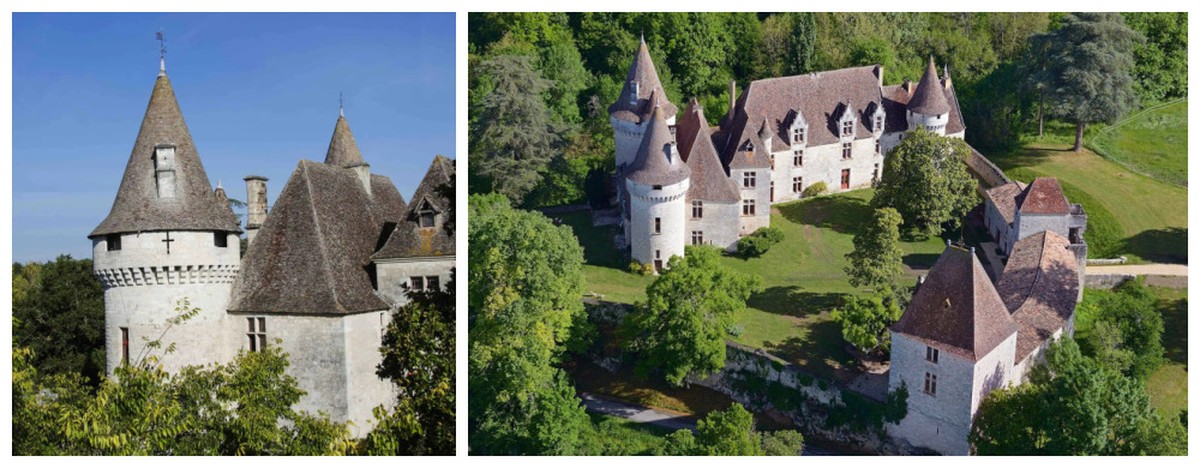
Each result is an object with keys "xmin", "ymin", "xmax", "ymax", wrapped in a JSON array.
[
  {"xmin": 611, "ymin": 115, "xmax": 675, "ymax": 171},
  {"xmin": 375, "ymin": 256, "xmax": 457, "ymax": 306},
  {"xmin": 627, "ymin": 178, "xmax": 689, "ymax": 268},
  {"xmin": 685, "ymin": 200, "xmax": 740, "ymax": 252}
]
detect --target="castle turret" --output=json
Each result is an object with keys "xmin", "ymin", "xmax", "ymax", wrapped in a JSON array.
[
  {"xmin": 244, "ymin": 175, "xmax": 268, "ymax": 244},
  {"xmin": 325, "ymin": 113, "xmax": 373, "ymax": 197},
  {"xmin": 906, "ymin": 57, "xmax": 951, "ymax": 135},
  {"xmin": 625, "ymin": 105, "xmax": 690, "ymax": 272},
  {"xmin": 609, "ymin": 36, "xmax": 677, "ymax": 171},
  {"xmin": 90, "ymin": 62, "xmax": 242, "ymax": 375}
]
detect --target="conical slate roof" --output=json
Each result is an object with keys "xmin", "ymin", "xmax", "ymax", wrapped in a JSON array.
[
  {"xmin": 677, "ymin": 101, "xmax": 739, "ymax": 203},
  {"xmin": 907, "ymin": 57, "xmax": 950, "ymax": 116},
  {"xmin": 213, "ymin": 184, "xmax": 240, "ymax": 229},
  {"xmin": 608, "ymin": 36, "xmax": 678, "ymax": 123},
  {"xmin": 626, "ymin": 106, "xmax": 690, "ymax": 187},
  {"xmin": 373, "ymin": 155, "xmax": 455, "ymax": 259},
  {"xmin": 891, "ymin": 245, "xmax": 1019, "ymax": 362},
  {"xmin": 91, "ymin": 73, "xmax": 242, "ymax": 237},
  {"xmin": 324, "ymin": 115, "xmax": 366, "ymax": 167}
]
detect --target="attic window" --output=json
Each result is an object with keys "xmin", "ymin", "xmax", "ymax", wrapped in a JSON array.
[
  {"xmin": 214, "ymin": 232, "xmax": 228, "ymax": 248},
  {"xmin": 652, "ymin": 185, "xmax": 662, "ymax": 190},
  {"xmin": 418, "ymin": 202, "xmax": 437, "ymax": 228},
  {"xmin": 944, "ymin": 298, "xmax": 952, "ymax": 309},
  {"xmin": 875, "ymin": 115, "xmax": 884, "ymax": 131},
  {"xmin": 842, "ymin": 120, "xmax": 854, "ymax": 137},
  {"xmin": 926, "ymin": 346, "xmax": 940, "ymax": 364},
  {"xmin": 106, "ymin": 234, "xmax": 122, "ymax": 251},
  {"xmin": 793, "ymin": 127, "xmax": 804, "ymax": 143},
  {"xmin": 153, "ymin": 145, "xmax": 177, "ymax": 199}
]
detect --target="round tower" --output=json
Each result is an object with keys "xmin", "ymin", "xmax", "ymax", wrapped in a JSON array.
[
  {"xmin": 906, "ymin": 57, "xmax": 951, "ymax": 136},
  {"xmin": 90, "ymin": 66, "xmax": 243, "ymax": 375},
  {"xmin": 609, "ymin": 36, "xmax": 677, "ymax": 171},
  {"xmin": 626, "ymin": 106, "xmax": 690, "ymax": 272}
]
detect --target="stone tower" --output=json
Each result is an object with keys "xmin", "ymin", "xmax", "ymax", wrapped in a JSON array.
[
  {"xmin": 906, "ymin": 57, "xmax": 951, "ymax": 136},
  {"xmin": 609, "ymin": 36, "xmax": 677, "ymax": 171},
  {"xmin": 626, "ymin": 105, "xmax": 691, "ymax": 271},
  {"xmin": 243, "ymin": 175, "xmax": 268, "ymax": 245},
  {"xmin": 89, "ymin": 62, "xmax": 242, "ymax": 375}
]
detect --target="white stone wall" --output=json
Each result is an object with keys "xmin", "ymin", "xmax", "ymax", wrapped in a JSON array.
[
  {"xmin": 768, "ymin": 138, "xmax": 883, "ymax": 204},
  {"xmin": 628, "ymin": 178, "xmax": 689, "ymax": 267},
  {"xmin": 907, "ymin": 110, "xmax": 950, "ymax": 136},
  {"xmin": 93, "ymin": 231, "xmax": 240, "ymax": 375},
  {"xmin": 970, "ymin": 333, "xmax": 1017, "ymax": 416},
  {"xmin": 729, "ymin": 168, "xmax": 771, "ymax": 236},
  {"xmin": 685, "ymin": 201, "xmax": 740, "ymax": 252},
  {"xmin": 230, "ymin": 311, "xmax": 395, "ymax": 437},
  {"xmin": 983, "ymin": 199, "xmax": 1013, "ymax": 251},
  {"xmin": 1013, "ymin": 213, "xmax": 1071, "ymax": 251},
  {"xmin": 611, "ymin": 117, "xmax": 645, "ymax": 170},
  {"xmin": 375, "ymin": 256, "xmax": 456, "ymax": 306}
]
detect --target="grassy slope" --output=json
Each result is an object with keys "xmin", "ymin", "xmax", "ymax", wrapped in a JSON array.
[
  {"xmin": 991, "ymin": 123, "xmax": 1188, "ymax": 264},
  {"xmin": 564, "ymin": 190, "xmax": 947, "ymax": 383},
  {"xmin": 1089, "ymin": 99, "xmax": 1188, "ymax": 187}
]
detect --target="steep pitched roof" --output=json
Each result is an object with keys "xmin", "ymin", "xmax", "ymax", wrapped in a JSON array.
[
  {"xmin": 880, "ymin": 76, "xmax": 965, "ymax": 135},
  {"xmin": 608, "ymin": 36, "xmax": 678, "ymax": 123},
  {"xmin": 677, "ymin": 101, "xmax": 740, "ymax": 204},
  {"xmin": 324, "ymin": 115, "xmax": 366, "ymax": 168},
  {"xmin": 229, "ymin": 160, "xmax": 390, "ymax": 315},
  {"xmin": 997, "ymin": 231, "xmax": 1080, "ymax": 360},
  {"xmin": 907, "ymin": 57, "xmax": 951, "ymax": 116},
  {"xmin": 91, "ymin": 73, "xmax": 242, "ymax": 237},
  {"xmin": 1016, "ymin": 178, "xmax": 1071, "ymax": 215},
  {"xmin": 626, "ymin": 106, "xmax": 691, "ymax": 186},
  {"xmin": 891, "ymin": 245, "xmax": 1019, "ymax": 362},
  {"xmin": 213, "ymin": 184, "xmax": 241, "ymax": 229},
  {"xmin": 373, "ymin": 155, "xmax": 455, "ymax": 259},
  {"xmin": 370, "ymin": 174, "xmax": 408, "ymax": 225},
  {"xmin": 985, "ymin": 181, "xmax": 1026, "ymax": 225}
]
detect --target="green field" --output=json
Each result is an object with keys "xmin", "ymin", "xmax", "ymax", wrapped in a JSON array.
[
  {"xmin": 1090, "ymin": 99, "xmax": 1188, "ymax": 187},
  {"xmin": 992, "ymin": 124, "xmax": 1188, "ymax": 264},
  {"xmin": 565, "ymin": 190, "xmax": 947, "ymax": 383}
]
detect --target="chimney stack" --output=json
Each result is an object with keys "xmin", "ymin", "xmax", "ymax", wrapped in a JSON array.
[
  {"xmin": 727, "ymin": 80, "xmax": 736, "ymax": 121},
  {"xmin": 244, "ymin": 175, "xmax": 268, "ymax": 245},
  {"xmin": 350, "ymin": 163, "xmax": 372, "ymax": 197}
]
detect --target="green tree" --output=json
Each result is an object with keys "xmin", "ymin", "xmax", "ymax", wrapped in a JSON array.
[
  {"xmin": 1034, "ymin": 13, "xmax": 1142, "ymax": 151},
  {"xmin": 1080, "ymin": 279, "xmax": 1165, "ymax": 379},
  {"xmin": 1123, "ymin": 12, "xmax": 1188, "ymax": 102},
  {"xmin": 871, "ymin": 128, "xmax": 977, "ymax": 237},
  {"xmin": 467, "ymin": 194, "xmax": 592, "ymax": 454},
  {"xmin": 694, "ymin": 403, "xmax": 764, "ymax": 456},
  {"xmin": 12, "ymin": 255, "xmax": 105, "ymax": 387},
  {"xmin": 470, "ymin": 55, "xmax": 566, "ymax": 203},
  {"xmin": 831, "ymin": 291, "xmax": 904, "ymax": 354},
  {"xmin": 760, "ymin": 430, "xmax": 806, "ymax": 455},
  {"xmin": 845, "ymin": 207, "xmax": 904, "ymax": 291},
  {"xmin": 623, "ymin": 246, "xmax": 761, "ymax": 385}
]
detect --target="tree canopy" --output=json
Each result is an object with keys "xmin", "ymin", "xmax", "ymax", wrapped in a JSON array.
[
  {"xmin": 13, "ymin": 255, "xmax": 105, "ymax": 387},
  {"xmin": 871, "ymin": 128, "xmax": 977, "ymax": 237},
  {"xmin": 831, "ymin": 290, "xmax": 904, "ymax": 354},
  {"xmin": 845, "ymin": 207, "xmax": 904, "ymax": 291}
]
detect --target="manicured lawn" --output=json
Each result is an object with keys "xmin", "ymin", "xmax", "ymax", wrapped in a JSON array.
[
  {"xmin": 562, "ymin": 190, "xmax": 948, "ymax": 383},
  {"xmin": 991, "ymin": 124, "xmax": 1188, "ymax": 264},
  {"xmin": 1090, "ymin": 99, "xmax": 1188, "ymax": 187}
]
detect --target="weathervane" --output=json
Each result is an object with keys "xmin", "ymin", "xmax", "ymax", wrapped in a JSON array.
[{"xmin": 157, "ymin": 29, "xmax": 167, "ymax": 75}]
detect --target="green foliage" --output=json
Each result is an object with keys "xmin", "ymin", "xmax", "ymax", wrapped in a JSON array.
[
  {"xmin": 623, "ymin": 246, "xmax": 761, "ymax": 385},
  {"xmin": 801, "ymin": 181, "xmax": 827, "ymax": 198},
  {"xmin": 872, "ymin": 128, "xmax": 977, "ymax": 237},
  {"xmin": 628, "ymin": 261, "xmax": 655, "ymax": 276},
  {"xmin": 971, "ymin": 338, "xmax": 1185, "ymax": 455},
  {"xmin": 1123, "ymin": 13, "xmax": 1188, "ymax": 102},
  {"xmin": 1078, "ymin": 279, "xmax": 1165, "ymax": 379},
  {"xmin": 736, "ymin": 226, "xmax": 785, "ymax": 257},
  {"xmin": 760, "ymin": 430, "xmax": 805, "ymax": 455},
  {"xmin": 12, "ymin": 255, "xmax": 105, "ymax": 387},
  {"xmin": 844, "ymin": 207, "xmax": 904, "ymax": 291},
  {"xmin": 830, "ymin": 290, "xmax": 904, "ymax": 354},
  {"xmin": 693, "ymin": 403, "xmax": 763, "ymax": 456},
  {"xmin": 467, "ymin": 194, "xmax": 593, "ymax": 454}
]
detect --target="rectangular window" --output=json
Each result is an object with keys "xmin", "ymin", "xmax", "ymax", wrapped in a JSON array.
[
  {"xmin": 797, "ymin": 128, "xmax": 805, "ymax": 142},
  {"xmin": 874, "ymin": 163, "xmax": 881, "ymax": 182},
  {"xmin": 875, "ymin": 140, "xmax": 881, "ymax": 154},
  {"xmin": 654, "ymin": 260, "xmax": 663, "ymax": 271},
  {"xmin": 876, "ymin": 116, "xmax": 884, "ymax": 131},
  {"xmin": 654, "ymin": 217, "xmax": 661, "ymax": 234},
  {"xmin": 214, "ymin": 232, "xmax": 228, "ymax": 248},
  {"xmin": 743, "ymin": 171, "xmax": 756, "ymax": 188},
  {"xmin": 926, "ymin": 346, "xmax": 940, "ymax": 364},
  {"xmin": 742, "ymin": 199, "xmax": 756, "ymax": 216},
  {"xmin": 924, "ymin": 372, "xmax": 938, "ymax": 396},
  {"xmin": 106, "ymin": 234, "xmax": 122, "ymax": 251},
  {"xmin": 655, "ymin": 250, "xmax": 661, "ymax": 259},
  {"xmin": 841, "ymin": 169, "xmax": 851, "ymax": 190},
  {"xmin": 793, "ymin": 177, "xmax": 803, "ymax": 193},
  {"xmin": 652, "ymin": 185, "xmax": 662, "ymax": 190},
  {"xmin": 770, "ymin": 181, "xmax": 775, "ymax": 202},
  {"xmin": 770, "ymin": 154, "xmax": 775, "ymax": 170},
  {"xmin": 691, "ymin": 230, "xmax": 703, "ymax": 245},
  {"xmin": 419, "ymin": 211, "xmax": 436, "ymax": 228},
  {"xmin": 692, "ymin": 201, "xmax": 703, "ymax": 219},
  {"xmin": 411, "ymin": 276, "xmax": 425, "ymax": 291},
  {"xmin": 842, "ymin": 120, "xmax": 853, "ymax": 136},
  {"xmin": 426, "ymin": 275, "xmax": 439, "ymax": 292},
  {"xmin": 247, "ymin": 317, "xmax": 266, "ymax": 352},
  {"xmin": 793, "ymin": 150, "xmax": 803, "ymax": 166},
  {"xmin": 842, "ymin": 142, "xmax": 852, "ymax": 159},
  {"xmin": 120, "ymin": 327, "xmax": 129, "ymax": 365}
]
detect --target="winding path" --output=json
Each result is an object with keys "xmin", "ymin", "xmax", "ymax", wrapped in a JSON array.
[{"xmin": 1087, "ymin": 264, "xmax": 1188, "ymax": 276}]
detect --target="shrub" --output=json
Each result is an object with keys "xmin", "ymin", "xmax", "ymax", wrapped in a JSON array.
[
  {"xmin": 725, "ymin": 323, "xmax": 746, "ymax": 337},
  {"xmin": 737, "ymin": 226, "xmax": 785, "ymax": 257},
  {"xmin": 628, "ymin": 261, "xmax": 655, "ymax": 276},
  {"xmin": 801, "ymin": 181, "xmax": 827, "ymax": 198}
]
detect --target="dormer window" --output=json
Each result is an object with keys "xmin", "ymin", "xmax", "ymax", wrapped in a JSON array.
[
  {"xmin": 418, "ymin": 201, "xmax": 437, "ymax": 228},
  {"xmin": 630, "ymin": 82, "xmax": 640, "ymax": 104},
  {"xmin": 652, "ymin": 185, "xmax": 662, "ymax": 190},
  {"xmin": 842, "ymin": 120, "xmax": 854, "ymax": 137},
  {"xmin": 106, "ymin": 234, "xmax": 122, "ymax": 251},
  {"xmin": 214, "ymin": 232, "xmax": 228, "ymax": 248},
  {"xmin": 875, "ymin": 115, "xmax": 884, "ymax": 131},
  {"xmin": 153, "ymin": 144, "xmax": 177, "ymax": 198},
  {"xmin": 743, "ymin": 172, "xmax": 756, "ymax": 188}
]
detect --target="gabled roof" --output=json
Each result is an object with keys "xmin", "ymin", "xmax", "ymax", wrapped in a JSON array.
[
  {"xmin": 997, "ymin": 231, "xmax": 1080, "ymax": 360},
  {"xmin": 91, "ymin": 73, "xmax": 243, "ymax": 237},
  {"xmin": 891, "ymin": 245, "xmax": 1019, "ymax": 362},
  {"xmin": 373, "ymin": 155, "xmax": 455, "ymax": 259},
  {"xmin": 907, "ymin": 57, "xmax": 951, "ymax": 116},
  {"xmin": 370, "ymin": 174, "xmax": 408, "ymax": 225},
  {"xmin": 626, "ymin": 106, "xmax": 691, "ymax": 187},
  {"xmin": 985, "ymin": 181, "xmax": 1026, "ymax": 225},
  {"xmin": 677, "ymin": 101, "xmax": 740, "ymax": 204},
  {"xmin": 324, "ymin": 115, "xmax": 366, "ymax": 168},
  {"xmin": 1016, "ymin": 178, "xmax": 1071, "ymax": 215},
  {"xmin": 213, "ymin": 184, "xmax": 240, "ymax": 229},
  {"xmin": 608, "ymin": 36, "xmax": 678, "ymax": 123},
  {"xmin": 229, "ymin": 160, "xmax": 390, "ymax": 315}
]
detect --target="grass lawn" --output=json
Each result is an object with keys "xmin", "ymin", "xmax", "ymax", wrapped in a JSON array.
[
  {"xmin": 562, "ymin": 190, "xmax": 947, "ymax": 383},
  {"xmin": 990, "ymin": 122, "xmax": 1187, "ymax": 264},
  {"xmin": 1090, "ymin": 99, "xmax": 1188, "ymax": 187}
]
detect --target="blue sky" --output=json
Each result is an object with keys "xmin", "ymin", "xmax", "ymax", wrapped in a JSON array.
[{"xmin": 12, "ymin": 13, "xmax": 456, "ymax": 263}]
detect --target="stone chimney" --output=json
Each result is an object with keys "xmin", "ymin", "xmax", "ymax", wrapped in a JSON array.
[
  {"xmin": 902, "ymin": 79, "xmax": 913, "ymax": 95},
  {"xmin": 727, "ymin": 80, "xmax": 736, "ymax": 122},
  {"xmin": 350, "ymin": 163, "xmax": 372, "ymax": 197},
  {"xmin": 874, "ymin": 65, "xmax": 884, "ymax": 87},
  {"xmin": 244, "ymin": 175, "xmax": 268, "ymax": 244}
]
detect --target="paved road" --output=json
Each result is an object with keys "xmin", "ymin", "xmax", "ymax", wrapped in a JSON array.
[
  {"xmin": 1088, "ymin": 264, "xmax": 1188, "ymax": 276},
  {"xmin": 579, "ymin": 392, "xmax": 839, "ymax": 455}
]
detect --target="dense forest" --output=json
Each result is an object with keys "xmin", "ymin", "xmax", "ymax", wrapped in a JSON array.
[{"xmin": 468, "ymin": 12, "xmax": 1187, "ymax": 207}]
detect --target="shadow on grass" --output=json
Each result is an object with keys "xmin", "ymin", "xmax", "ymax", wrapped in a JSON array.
[
  {"xmin": 747, "ymin": 285, "xmax": 846, "ymax": 319},
  {"xmin": 1160, "ymin": 295, "xmax": 1188, "ymax": 365},
  {"xmin": 559, "ymin": 211, "xmax": 626, "ymax": 268},
  {"xmin": 1122, "ymin": 227, "xmax": 1188, "ymax": 264},
  {"xmin": 761, "ymin": 319, "xmax": 858, "ymax": 383},
  {"xmin": 902, "ymin": 253, "xmax": 940, "ymax": 270},
  {"xmin": 776, "ymin": 195, "xmax": 871, "ymax": 235}
]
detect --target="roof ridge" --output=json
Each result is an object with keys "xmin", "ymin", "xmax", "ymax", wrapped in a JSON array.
[{"xmin": 299, "ymin": 161, "xmax": 342, "ymax": 312}]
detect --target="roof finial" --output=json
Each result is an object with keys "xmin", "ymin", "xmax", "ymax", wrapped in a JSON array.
[
  {"xmin": 339, "ymin": 92, "xmax": 344, "ymax": 117},
  {"xmin": 156, "ymin": 29, "xmax": 166, "ymax": 76},
  {"xmin": 640, "ymin": 31, "xmax": 645, "ymax": 44},
  {"xmin": 217, "ymin": 179, "xmax": 223, "ymax": 190}
]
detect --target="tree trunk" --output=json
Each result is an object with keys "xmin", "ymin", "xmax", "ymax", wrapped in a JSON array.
[
  {"xmin": 1037, "ymin": 95, "xmax": 1044, "ymax": 138},
  {"xmin": 1074, "ymin": 121, "xmax": 1085, "ymax": 152}
]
